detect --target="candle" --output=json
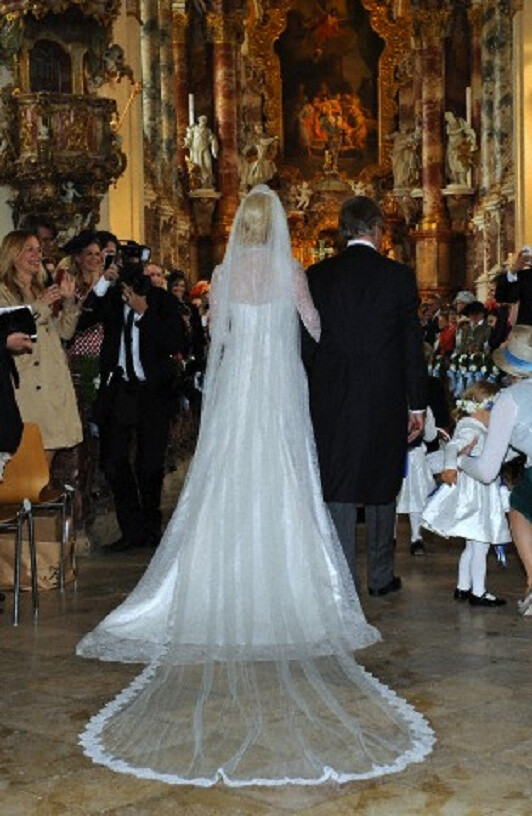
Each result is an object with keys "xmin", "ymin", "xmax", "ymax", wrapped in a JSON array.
[
  {"xmin": 465, "ymin": 86, "xmax": 471, "ymax": 124},
  {"xmin": 188, "ymin": 93, "xmax": 195, "ymax": 127}
]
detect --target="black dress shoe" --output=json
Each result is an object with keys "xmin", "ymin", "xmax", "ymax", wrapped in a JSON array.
[
  {"xmin": 454, "ymin": 588, "xmax": 471, "ymax": 601},
  {"xmin": 469, "ymin": 592, "xmax": 506, "ymax": 607},
  {"xmin": 368, "ymin": 576, "xmax": 402, "ymax": 597},
  {"xmin": 410, "ymin": 540, "xmax": 426, "ymax": 556}
]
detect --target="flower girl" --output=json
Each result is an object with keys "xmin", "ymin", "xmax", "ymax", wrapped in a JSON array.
[
  {"xmin": 421, "ymin": 381, "xmax": 510, "ymax": 607},
  {"xmin": 396, "ymin": 406, "xmax": 438, "ymax": 555}
]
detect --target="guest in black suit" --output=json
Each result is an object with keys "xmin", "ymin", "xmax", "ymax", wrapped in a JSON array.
[
  {"xmin": 495, "ymin": 247, "xmax": 532, "ymax": 326},
  {"xmin": 79, "ymin": 251, "xmax": 185, "ymax": 550},
  {"xmin": 303, "ymin": 196, "xmax": 427, "ymax": 595}
]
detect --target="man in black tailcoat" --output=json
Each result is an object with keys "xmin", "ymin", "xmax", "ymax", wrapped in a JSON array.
[
  {"xmin": 79, "ymin": 248, "xmax": 184, "ymax": 550},
  {"xmin": 303, "ymin": 196, "xmax": 427, "ymax": 595}
]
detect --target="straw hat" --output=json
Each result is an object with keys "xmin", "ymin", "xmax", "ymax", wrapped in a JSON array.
[{"xmin": 492, "ymin": 325, "xmax": 532, "ymax": 378}]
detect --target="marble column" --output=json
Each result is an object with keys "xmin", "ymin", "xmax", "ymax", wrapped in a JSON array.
[
  {"xmin": 207, "ymin": 10, "xmax": 243, "ymax": 257},
  {"xmin": 140, "ymin": 0, "xmax": 160, "ymax": 188},
  {"xmin": 158, "ymin": 0, "xmax": 176, "ymax": 174},
  {"xmin": 412, "ymin": 7, "xmax": 452, "ymax": 295},
  {"xmin": 171, "ymin": 2, "xmax": 189, "ymax": 170},
  {"xmin": 513, "ymin": 0, "xmax": 532, "ymax": 248}
]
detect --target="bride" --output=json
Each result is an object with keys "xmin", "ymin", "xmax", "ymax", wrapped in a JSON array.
[{"xmin": 77, "ymin": 185, "xmax": 434, "ymax": 786}]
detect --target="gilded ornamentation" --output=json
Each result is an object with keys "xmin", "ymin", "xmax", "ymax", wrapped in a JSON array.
[
  {"xmin": 0, "ymin": 1, "xmax": 121, "ymax": 25},
  {"xmin": 171, "ymin": 10, "xmax": 189, "ymax": 45},
  {"xmin": 0, "ymin": 90, "xmax": 126, "ymax": 225},
  {"xmin": 207, "ymin": 11, "xmax": 245, "ymax": 46}
]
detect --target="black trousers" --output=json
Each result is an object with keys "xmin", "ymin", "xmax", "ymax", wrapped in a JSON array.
[
  {"xmin": 100, "ymin": 380, "xmax": 172, "ymax": 544},
  {"xmin": 327, "ymin": 500, "xmax": 397, "ymax": 592}
]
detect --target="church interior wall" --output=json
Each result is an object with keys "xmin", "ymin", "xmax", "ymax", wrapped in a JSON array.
[{"xmin": 0, "ymin": 0, "xmax": 530, "ymax": 295}]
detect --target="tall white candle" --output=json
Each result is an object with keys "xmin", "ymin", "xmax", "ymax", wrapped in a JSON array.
[
  {"xmin": 465, "ymin": 86, "xmax": 471, "ymax": 124},
  {"xmin": 188, "ymin": 93, "xmax": 195, "ymax": 126}
]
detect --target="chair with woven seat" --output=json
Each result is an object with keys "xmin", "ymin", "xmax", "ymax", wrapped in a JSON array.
[{"xmin": 0, "ymin": 423, "xmax": 75, "ymax": 624}]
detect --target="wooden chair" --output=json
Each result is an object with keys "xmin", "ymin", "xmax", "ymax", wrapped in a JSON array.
[{"xmin": 0, "ymin": 423, "xmax": 75, "ymax": 624}]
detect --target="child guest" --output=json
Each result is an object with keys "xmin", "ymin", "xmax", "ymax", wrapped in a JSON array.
[{"xmin": 421, "ymin": 381, "xmax": 510, "ymax": 607}]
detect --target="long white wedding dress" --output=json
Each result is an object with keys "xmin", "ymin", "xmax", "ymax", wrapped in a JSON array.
[{"xmin": 77, "ymin": 186, "xmax": 434, "ymax": 786}]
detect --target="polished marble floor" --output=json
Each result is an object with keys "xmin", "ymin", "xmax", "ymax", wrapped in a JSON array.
[{"xmin": 1, "ymin": 495, "xmax": 531, "ymax": 815}]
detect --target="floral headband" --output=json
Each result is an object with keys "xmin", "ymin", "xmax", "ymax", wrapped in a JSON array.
[{"xmin": 455, "ymin": 395, "xmax": 498, "ymax": 414}]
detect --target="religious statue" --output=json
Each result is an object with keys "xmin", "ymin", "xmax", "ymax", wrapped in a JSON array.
[
  {"xmin": 38, "ymin": 118, "xmax": 50, "ymax": 141},
  {"xmin": 60, "ymin": 181, "xmax": 82, "ymax": 204},
  {"xmin": 391, "ymin": 124, "xmax": 420, "ymax": 190},
  {"xmin": 295, "ymin": 180, "xmax": 313, "ymax": 211},
  {"xmin": 0, "ymin": 132, "xmax": 9, "ymax": 158},
  {"xmin": 445, "ymin": 111, "xmax": 477, "ymax": 188},
  {"xmin": 103, "ymin": 44, "xmax": 135, "ymax": 84},
  {"xmin": 184, "ymin": 115, "xmax": 219, "ymax": 189},
  {"xmin": 240, "ymin": 125, "xmax": 278, "ymax": 188}
]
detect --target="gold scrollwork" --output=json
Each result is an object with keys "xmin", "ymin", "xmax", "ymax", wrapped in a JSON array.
[
  {"xmin": 244, "ymin": 1, "xmax": 412, "ymax": 169},
  {"xmin": 0, "ymin": 1, "xmax": 121, "ymax": 25}
]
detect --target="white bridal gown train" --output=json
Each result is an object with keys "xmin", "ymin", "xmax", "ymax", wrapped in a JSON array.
[{"xmin": 77, "ymin": 186, "xmax": 434, "ymax": 786}]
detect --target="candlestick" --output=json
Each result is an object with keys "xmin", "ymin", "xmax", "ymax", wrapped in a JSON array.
[
  {"xmin": 188, "ymin": 93, "xmax": 195, "ymax": 127},
  {"xmin": 465, "ymin": 86, "xmax": 471, "ymax": 125}
]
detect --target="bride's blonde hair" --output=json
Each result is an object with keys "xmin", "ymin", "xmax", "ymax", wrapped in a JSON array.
[{"xmin": 235, "ymin": 192, "xmax": 272, "ymax": 246}]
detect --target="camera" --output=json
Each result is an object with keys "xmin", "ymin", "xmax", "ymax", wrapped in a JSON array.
[{"xmin": 117, "ymin": 240, "xmax": 152, "ymax": 294}]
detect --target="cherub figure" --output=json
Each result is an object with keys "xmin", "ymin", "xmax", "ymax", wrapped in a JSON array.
[{"xmin": 60, "ymin": 181, "xmax": 82, "ymax": 204}]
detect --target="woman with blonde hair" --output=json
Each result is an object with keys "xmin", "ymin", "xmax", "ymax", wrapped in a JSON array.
[
  {"xmin": 0, "ymin": 229, "xmax": 82, "ymax": 463},
  {"xmin": 76, "ymin": 186, "xmax": 434, "ymax": 787}
]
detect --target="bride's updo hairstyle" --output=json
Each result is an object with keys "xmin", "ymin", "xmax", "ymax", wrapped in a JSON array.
[{"xmin": 236, "ymin": 192, "xmax": 271, "ymax": 246}]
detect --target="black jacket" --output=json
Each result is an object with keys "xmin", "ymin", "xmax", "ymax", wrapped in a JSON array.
[
  {"xmin": 78, "ymin": 283, "xmax": 185, "ymax": 391},
  {"xmin": 495, "ymin": 270, "xmax": 532, "ymax": 326},
  {"xmin": 0, "ymin": 336, "xmax": 23, "ymax": 454},
  {"xmin": 303, "ymin": 244, "xmax": 427, "ymax": 504}
]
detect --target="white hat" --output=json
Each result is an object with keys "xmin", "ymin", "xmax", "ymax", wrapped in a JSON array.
[
  {"xmin": 453, "ymin": 290, "xmax": 475, "ymax": 305},
  {"xmin": 492, "ymin": 325, "xmax": 532, "ymax": 378}
]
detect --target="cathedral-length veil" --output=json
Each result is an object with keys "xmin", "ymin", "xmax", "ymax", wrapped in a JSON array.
[{"xmin": 77, "ymin": 185, "xmax": 434, "ymax": 786}]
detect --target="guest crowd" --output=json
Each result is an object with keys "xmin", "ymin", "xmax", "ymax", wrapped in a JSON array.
[{"xmin": 0, "ymin": 206, "xmax": 531, "ymax": 619}]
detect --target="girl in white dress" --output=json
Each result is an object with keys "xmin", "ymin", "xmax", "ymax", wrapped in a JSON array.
[
  {"xmin": 421, "ymin": 381, "xmax": 510, "ymax": 607},
  {"xmin": 396, "ymin": 406, "xmax": 438, "ymax": 555},
  {"xmin": 76, "ymin": 186, "xmax": 434, "ymax": 786}
]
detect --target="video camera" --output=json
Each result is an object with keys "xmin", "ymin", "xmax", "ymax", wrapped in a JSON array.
[{"xmin": 117, "ymin": 240, "xmax": 152, "ymax": 294}]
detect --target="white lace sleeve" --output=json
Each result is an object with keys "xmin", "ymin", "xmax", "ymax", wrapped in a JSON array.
[
  {"xmin": 293, "ymin": 261, "xmax": 320, "ymax": 342},
  {"xmin": 460, "ymin": 393, "xmax": 518, "ymax": 483}
]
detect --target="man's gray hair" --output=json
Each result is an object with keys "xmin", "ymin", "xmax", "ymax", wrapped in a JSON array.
[{"xmin": 339, "ymin": 196, "xmax": 383, "ymax": 240}]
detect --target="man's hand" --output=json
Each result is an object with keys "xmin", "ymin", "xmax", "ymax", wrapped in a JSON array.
[
  {"xmin": 441, "ymin": 468, "xmax": 458, "ymax": 485},
  {"xmin": 122, "ymin": 284, "xmax": 148, "ymax": 316},
  {"xmin": 407, "ymin": 411, "xmax": 425, "ymax": 444},
  {"xmin": 6, "ymin": 332, "xmax": 33, "ymax": 354},
  {"xmin": 103, "ymin": 262, "xmax": 120, "ymax": 282}
]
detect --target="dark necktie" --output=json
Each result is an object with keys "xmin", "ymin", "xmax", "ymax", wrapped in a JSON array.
[{"xmin": 124, "ymin": 308, "xmax": 138, "ymax": 382}]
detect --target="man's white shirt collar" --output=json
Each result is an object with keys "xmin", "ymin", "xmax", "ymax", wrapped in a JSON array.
[{"xmin": 347, "ymin": 239, "xmax": 376, "ymax": 250}]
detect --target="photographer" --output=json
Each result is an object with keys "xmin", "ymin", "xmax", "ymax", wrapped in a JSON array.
[
  {"xmin": 80, "ymin": 241, "xmax": 185, "ymax": 551},
  {"xmin": 495, "ymin": 246, "xmax": 532, "ymax": 326}
]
